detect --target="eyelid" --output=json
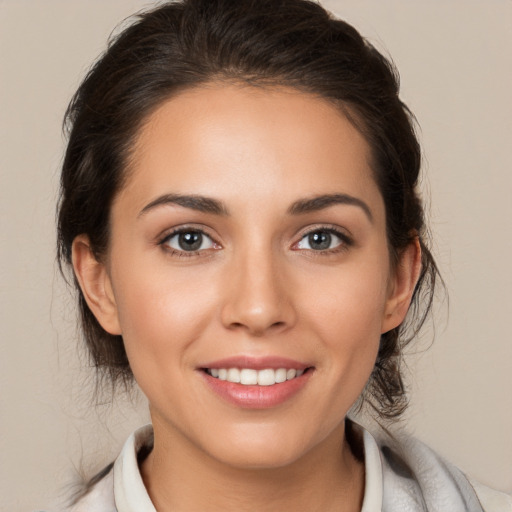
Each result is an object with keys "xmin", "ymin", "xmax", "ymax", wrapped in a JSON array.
[
  {"xmin": 295, "ymin": 223, "xmax": 353, "ymax": 241},
  {"xmin": 158, "ymin": 224, "xmax": 222, "ymax": 255},
  {"xmin": 291, "ymin": 224, "xmax": 354, "ymax": 252}
]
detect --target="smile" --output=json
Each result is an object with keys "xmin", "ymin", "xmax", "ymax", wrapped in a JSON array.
[
  {"xmin": 201, "ymin": 363, "xmax": 313, "ymax": 409},
  {"xmin": 205, "ymin": 368, "xmax": 305, "ymax": 386}
]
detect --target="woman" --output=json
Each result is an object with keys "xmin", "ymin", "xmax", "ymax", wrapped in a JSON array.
[{"xmin": 56, "ymin": 0, "xmax": 510, "ymax": 510}]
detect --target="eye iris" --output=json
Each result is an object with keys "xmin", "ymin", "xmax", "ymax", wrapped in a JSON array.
[
  {"xmin": 308, "ymin": 231, "xmax": 331, "ymax": 250},
  {"xmin": 178, "ymin": 232, "xmax": 202, "ymax": 251}
]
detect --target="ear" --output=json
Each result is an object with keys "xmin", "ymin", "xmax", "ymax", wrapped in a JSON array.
[
  {"xmin": 381, "ymin": 237, "xmax": 422, "ymax": 334},
  {"xmin": 71, "ymin": 235, "xmax": 122, "ymax": 335}
]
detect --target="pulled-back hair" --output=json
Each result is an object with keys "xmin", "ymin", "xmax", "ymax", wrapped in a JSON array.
[{"xmin": 57, "ymin": 0, "xmax": 440, "ymax": 419}]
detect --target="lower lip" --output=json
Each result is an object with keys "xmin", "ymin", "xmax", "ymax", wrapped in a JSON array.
[{"xmin": 201, "ymin": 370, "xmax": 313, "ymax": 409}]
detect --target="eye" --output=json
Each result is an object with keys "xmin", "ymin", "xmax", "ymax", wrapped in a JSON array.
[
  {"xmin": 295, "ymin": 229, "xmax": 349, "ymax": 252},
  {"xmin": 162, "ymin": 229, "xmax": 216, "ymax": 253}
]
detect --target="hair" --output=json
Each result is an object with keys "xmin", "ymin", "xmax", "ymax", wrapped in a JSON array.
[{"xmin": 57, "ymin": 0, "xmax": 440, "ymax": 420}]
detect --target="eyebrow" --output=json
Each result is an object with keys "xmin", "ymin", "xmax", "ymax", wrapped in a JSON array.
[
  {"xmin": 138, "ymin": 192, "xmax": 373, "ymax": 222},
  {"xmin": 138, "ymin": 193, "xmax": 229, "ymax": 217},
  {"xmin": 288, "ymin": 194, "xmax": 373, "ymax": 222}
]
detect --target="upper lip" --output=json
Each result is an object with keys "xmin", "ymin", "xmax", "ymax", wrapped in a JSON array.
[{"xmin": 199, "ymin": 356, "xmax": 311, "ymax": 371}]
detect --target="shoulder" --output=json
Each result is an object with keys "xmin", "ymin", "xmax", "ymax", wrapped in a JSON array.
[
  {"xmin": 360, "ymin": 422, "xmax": 511, "ymax": 512},
  {"xmin": 66, "ymin": 465, "xmax": 116, "ymax": 512},
  {"xmin": 65, "ymin": 424, "xmax": 154, "ymax": 512}
]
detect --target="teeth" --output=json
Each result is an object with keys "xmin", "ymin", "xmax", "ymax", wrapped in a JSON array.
[
  {"xmin": 257, "ymin": 369, "xmax": 275, "ymax": 386},
  {"xmin": 275, "ymin": 368, "xmax": 287, "ymax": 383},
  {"xmin": 207, "ymin": 367, "xmax": 306, "ymax": 386},
  {"xmin": 240, "ymin": 369, "xmax": 258, "ymax": 385},
  {"xmin": 286, "ymin": 369, "xmax": 296, "ymax": 380},
  {"xmin": 227, "ymin": 368, "xmax": 240, "ymax": 383}
]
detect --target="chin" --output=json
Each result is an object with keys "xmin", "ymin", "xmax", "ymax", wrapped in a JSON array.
[
  {"xmin": 198, "ymin": 420, "xmax": 341, "ymax": 471},
  {"xmin": 210, "ymin": 443, "xmax": 307, "ymax": 471}
]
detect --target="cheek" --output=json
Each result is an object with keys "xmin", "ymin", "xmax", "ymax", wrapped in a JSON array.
[
  {"xmin": 300, "ymin": 256, "xmax": 389, "ymax": 375},
  {"xmin": 303, "ymin": 255, "xmax": 389, "ymax": 334},
  {"xmin": 109, "ymin": 257, "xmax": 220, "ymax": 372}
]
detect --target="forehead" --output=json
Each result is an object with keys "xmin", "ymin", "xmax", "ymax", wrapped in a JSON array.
[{"xmin": 118, "ymin": 84, "xmax": 383, "ymax": 216}]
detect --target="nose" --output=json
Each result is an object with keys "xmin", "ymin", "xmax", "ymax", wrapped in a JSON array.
[{"xmin": 220, "ymin": 246, "xmax": 297, "ymax": 337}]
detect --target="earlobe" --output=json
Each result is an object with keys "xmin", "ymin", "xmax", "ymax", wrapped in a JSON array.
[
  {"xmin": 71, "ymin": 235, "xmax": 122, "ymax": 335},
  {"xmin": 381, "ymin": 237, "xmax": 422, "ymax": 334}
]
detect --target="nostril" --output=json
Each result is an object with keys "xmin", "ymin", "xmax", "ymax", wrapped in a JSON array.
[
  {"xmin": 220, "ymin": 290, "xmax": 296, "ymax": 335},
  {"xmin": 226, "ymin": 319, "xmax": 287, "ymax": 336}
]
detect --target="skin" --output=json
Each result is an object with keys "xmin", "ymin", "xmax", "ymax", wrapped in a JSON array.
[{"xmin": 72, "ymin": 84, "xmax": 420, "ymax": 511}]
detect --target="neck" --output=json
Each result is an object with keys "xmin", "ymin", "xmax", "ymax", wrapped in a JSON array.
[{"xmin": 141, "ymin": 417, "xmax": 365, "ymax": 512}]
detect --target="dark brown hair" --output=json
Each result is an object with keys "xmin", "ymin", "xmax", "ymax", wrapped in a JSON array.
[{"xmin": 58, "ymin": 0, "xmax": 440, "ymax": 419}]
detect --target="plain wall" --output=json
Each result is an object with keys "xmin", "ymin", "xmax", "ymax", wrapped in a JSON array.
[{"xmin": 0, "ymin": 1, "xmax": 510, "ymax": 510}]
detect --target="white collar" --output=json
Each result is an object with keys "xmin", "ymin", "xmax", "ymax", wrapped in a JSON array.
[
  {"xmin": 112, "ymin": 423, "xmax": 384, "ymax": 512},
  {"xmin": 113, "ymin": 425, "xmax": 156, "ymax": 512}
]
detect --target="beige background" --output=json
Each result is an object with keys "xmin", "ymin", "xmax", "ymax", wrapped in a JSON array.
[{"xmin": 1, "ymin": 1, "xmax": 511, "ymax": 510}]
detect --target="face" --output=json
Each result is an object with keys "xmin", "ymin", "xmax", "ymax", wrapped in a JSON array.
[{"xmin": 75, "ymin": 84, "xmax": 416, "ymax": 469}]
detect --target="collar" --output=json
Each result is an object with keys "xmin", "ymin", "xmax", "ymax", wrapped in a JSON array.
[{"xmin": 112, "ymin": 423, "xmax": 384, "ymax": 512}]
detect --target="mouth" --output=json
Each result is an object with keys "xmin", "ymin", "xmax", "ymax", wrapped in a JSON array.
[
  {"xmin": 203, "ymin": 367, "xmax": 310, "ymax": 386},
  {"xmin": 199, "ymin": 358, "xmax": 314, "ymax": 409}
]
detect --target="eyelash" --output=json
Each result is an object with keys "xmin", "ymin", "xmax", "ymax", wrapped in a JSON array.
[
  {"xmin": 157, "ymin": 225, "xmax": 353, "ymax": 258},
  {"xmin": 158, "ymin": 226, "xmax": 219, "ymax": 257},
  {"xmin": 293, "ymin": 226, "xmax": 353, "ymax": 255}
]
